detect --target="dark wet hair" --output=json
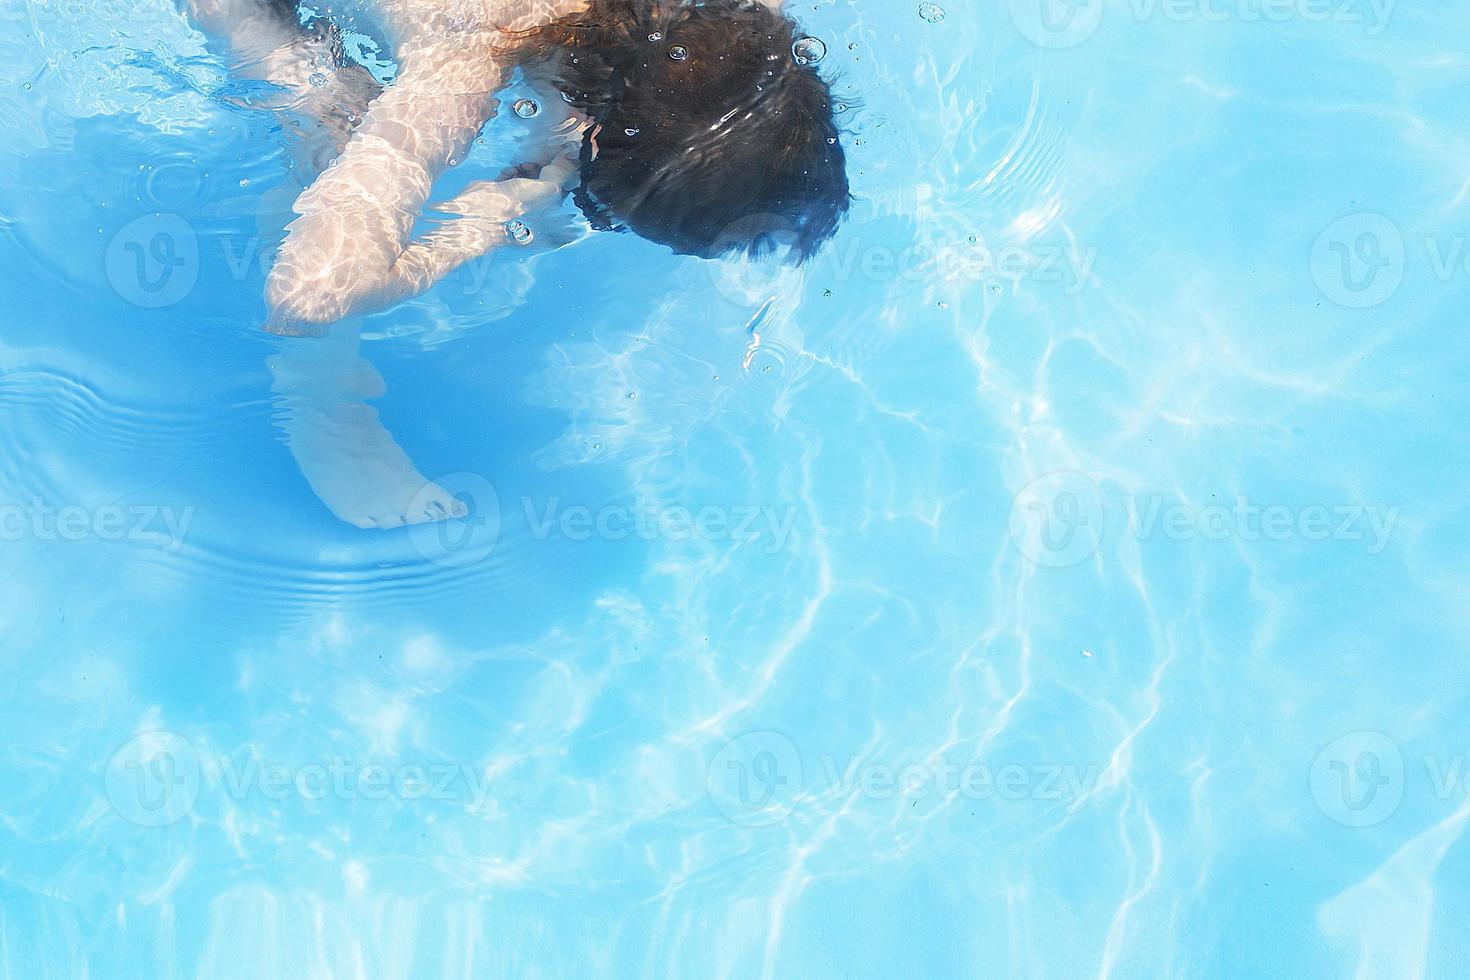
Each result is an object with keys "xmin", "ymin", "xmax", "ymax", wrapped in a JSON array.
[{"xmin": 508, "ymin": 0, "xmax": 850, "ymax": 261}]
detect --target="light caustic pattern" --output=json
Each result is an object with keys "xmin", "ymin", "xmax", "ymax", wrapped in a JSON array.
[{"xmin": 1, "ymin": 0, "xmax": 1469, "ymax": 978}]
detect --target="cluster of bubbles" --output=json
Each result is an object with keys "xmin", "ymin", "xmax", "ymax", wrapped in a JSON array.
[
  {"xmin": 505, "ymin": 220, "xmax": 534, "ymax": 245},
  {"xmin": 918, "ymin": 2, "xmax": 946, "ymax": 23},
  {"xmin": 650, "ymin": 31, "xmax": 846, "ymax": 67}
]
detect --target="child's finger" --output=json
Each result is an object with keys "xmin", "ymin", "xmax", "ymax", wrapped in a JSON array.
[{"xmin": 493, "ymin": 161, "xmax": 543, "ymax": 181}]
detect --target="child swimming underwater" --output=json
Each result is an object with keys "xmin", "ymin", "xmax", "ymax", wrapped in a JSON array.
[{"xmin": 188, "ymin": 0, "xmax": 850, "ymax": 526}]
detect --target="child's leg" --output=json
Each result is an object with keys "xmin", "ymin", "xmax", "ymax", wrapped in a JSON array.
[
  {"xmin": 267, "ymin": 324, "xmax": 467, "ymax": 528},
  {"xmin": 188, "ymin": 5, "xmax": 553, "ymax": 529},
  {"xmin": 263, "ymin": 163, "xmax": 579, "ymax": 529},
  {"xmin": 184, "ymin": 0, "xmax": 462, "ymax": 528},
  {"xmin": 183, "ymin": 0, "xmax": 380, "ymax": 172}
]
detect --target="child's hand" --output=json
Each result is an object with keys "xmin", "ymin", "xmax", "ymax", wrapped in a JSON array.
[
  {"xmin": 493, "ymin": 151, "xmax": 580, "ymax": 194},
  {"xmin": 471, "ymin": 150, "xmax": 583, "ymax": 245},
  {"xmin": 537, "ymin": 152, "xmax": 580, "ymax": 192}
]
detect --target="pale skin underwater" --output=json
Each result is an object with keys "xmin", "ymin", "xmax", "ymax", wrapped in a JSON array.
[{"xmin": 187, "ymin": 0, "xmax": 786, "ymax": 527}]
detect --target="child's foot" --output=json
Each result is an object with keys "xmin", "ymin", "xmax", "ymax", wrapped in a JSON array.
[{"xmin": 268, "ymin": 334, "xmax": 468, "ymax": 529}]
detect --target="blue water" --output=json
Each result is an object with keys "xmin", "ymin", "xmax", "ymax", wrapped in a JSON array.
[{"xmin": 4, "ymin": 0, "xmax": 1470, "ymax": 976}]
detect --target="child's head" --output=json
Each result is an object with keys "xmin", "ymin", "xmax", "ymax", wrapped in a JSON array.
[{"xmin": 514, "ymin": 0, "xmax": 850, "ymax": 261}]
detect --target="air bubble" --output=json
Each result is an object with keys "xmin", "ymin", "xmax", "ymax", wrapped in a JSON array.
[
  {"xmin": 668, "ymin": 45, "xmax": 688, "ymax": 61},
  {"xmin": 624, "ymin": 127, "xmax": 640, "ymax": 137},
  {"xmin": 308, "ymin": 71, "xmax": 327, "ymax": 87},
  {"xmin": 513, "ymin": 98, "xmax": 540, "ymax": 118},
  {"xmin": 792, "ymin": 36, "xmax": 826, "ymax": 65},
  {"xmin": 505, "ymin": 220, "xmax": 533, "ymax": 245},
  {"xmin": 918, "ymin": 2, "xmax": 946, "ymax": 23},
  {"xmin": 648, "ymin": 31, "xmax": 663, "ymax": 41}
]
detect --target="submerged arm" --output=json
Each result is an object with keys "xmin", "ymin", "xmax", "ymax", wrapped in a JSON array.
[
  {"xmin": 265, "ymin": 33, "xmax": 505, "ymax": 332},
  {"xmin": 252, "ymin": 27, "xmax": 581, "ymax": 527},
  {"xmin": 374, "ymin": 155, "xmax": 578, "ymax": 306}
]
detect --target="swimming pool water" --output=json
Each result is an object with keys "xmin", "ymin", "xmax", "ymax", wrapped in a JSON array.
[{"xmin": 3, "ymin": 0, "xmax": 1469, "ymax": 976}]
